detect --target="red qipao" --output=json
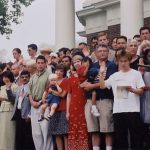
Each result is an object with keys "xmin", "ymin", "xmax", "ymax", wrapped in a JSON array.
[{"xmin": 67, "ymin": 76, "xmax": 89, "ymax": 150}]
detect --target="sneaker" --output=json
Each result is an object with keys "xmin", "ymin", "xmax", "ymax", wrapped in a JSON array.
[
  {"xmin": 91, "ymin": 109, "xmax": 94, "ymax": 114},
  {"xmin": 92, "ymin": 110, "xmax": 100, "ymax": 117},
  {"xmin": 38, "ymin": 114, "xmax": 44, "ymax": 122},
  {"xmin": 91, "ymin": 107, "xmax": 100, "ymax": 117}
]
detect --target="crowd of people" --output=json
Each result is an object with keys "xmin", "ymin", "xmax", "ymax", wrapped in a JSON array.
[{"xmin": 0, "ymin": 26, "xmax": 150, "ymax": 150}]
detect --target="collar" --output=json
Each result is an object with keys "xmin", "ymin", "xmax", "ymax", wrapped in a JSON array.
[
  {"xmin": 96, "ymin": 60, "xmax": 111, "ymax": 67},
  {"xmin": 36, "ymin": 69, "xmax": 46, "ymax": 76}
]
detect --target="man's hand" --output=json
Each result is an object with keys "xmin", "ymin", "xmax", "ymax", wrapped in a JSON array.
[
  {"xmin": 81, "ymin": 81, "xmax": 94, "ymax": 91},
  {"xmin": 25, "ymin": 117, "xmax": 31, "ymax": 123},
  {"xmin": 126, "ymin": 86, "xmax": 137, "ymax": 94},
  {"xmin": 80, "ymin": 80, "xmax": 88, "ymax": 88},
  {"xmin": 42, "ymin": 99, "xmax": 46, "ymax": 104},
  {"xmin": 0, "ymin": 97, "xmax": 7, "ymax": 101},
  {"xmin": 48, "ymin": 88, "xmax": 52, "ymax": 93}
]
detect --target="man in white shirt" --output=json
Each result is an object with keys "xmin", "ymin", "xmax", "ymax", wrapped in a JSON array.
[{"xmin": 100, "ymin": 50, "xmax": 145, "ymax": 150}]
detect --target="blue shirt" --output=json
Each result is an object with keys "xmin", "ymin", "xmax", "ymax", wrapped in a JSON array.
[{"xmin": 87, "ymin": 60, "xmax": 117, "ymax": 100}]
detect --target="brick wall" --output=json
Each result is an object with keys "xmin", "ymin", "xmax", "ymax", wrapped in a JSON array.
[
  {"xmin": 87, "ymin": 17, "xmax": 150, "ymax": 45},
  {"xmin": 144, "ymin": 17, "xmax": 150, "ymax": 27},
  {"xmin": 108, "ymin": 24, "xmax": 120, "ymax": 41}
]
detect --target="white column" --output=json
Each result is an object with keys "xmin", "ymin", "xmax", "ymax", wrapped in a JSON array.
[
  {"xmin": 121, "ymin": 0, "xmax": 144, "ymax": 39},
  {"xmin": 55, "ymin": 0, "xmax": 75, "ymax": 50}
]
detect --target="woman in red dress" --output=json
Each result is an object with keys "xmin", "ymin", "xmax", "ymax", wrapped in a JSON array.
[{"xmin": 66, "ymin": 54, "xmax": 89, "ymax": 150}]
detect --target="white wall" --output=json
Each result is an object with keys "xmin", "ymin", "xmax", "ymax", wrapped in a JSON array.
[
  {"xmin": 78, "ymin": 0, "xmax": 150, "ymax": 36},
  {"xmin": 86, "ymin": 12, "xmax": 107, "ymax": 34},
  {"xmin": 107, "ymin": 4, "xmax": 120, "ymax": 26}
]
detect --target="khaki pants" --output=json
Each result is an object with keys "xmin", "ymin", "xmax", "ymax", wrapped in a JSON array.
[
  {"xmin": 0, "ymin": 102, "xmax": 16, "ymax": 150},
  {"xmin": 85, "ymin": 99, "xmax": 114, "ymax": 133}
]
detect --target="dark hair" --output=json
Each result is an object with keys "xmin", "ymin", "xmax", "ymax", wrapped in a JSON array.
[
  {"xmin": 56, "ymin": 52, "xmax": 59, "ymax": 56},
  {"xmin": 78, "ymin": 42, "xmax": 87, "ymax": 46},
  {"xmin": 7, "ymin": 62, "xmax": 13, "ymax": 67},
  {"xmin": 2, "ymin": 70, "xmax": 14, "ymax": 83},
  {"xmin": 71, "ymin": 48, "xmax": 84, "ymax": 58},
  {"xmin": 55, "ymin": 64, "xmax": 67, "ymax": 77},
  {"xmin": 36, "ymin": 55, "xmax": 47, "ymax": 63},
  {"xmin": 20, "ymin": 70, "xmax": 30, "ymax": 78},
  {"xmin": 66, "ymin": 49, "xmax": 71, "ymax": 52},
  {"xmin": 116, "ymin": 36, "xmax": 127, "ymax": 43},
  {"xmin": 62, "ymin": 56, "xmax": 72, "ymax": 63},
  {"xmin": 133, "ymin": 34, "xmax": 140, "ymax": 39},
  {"xmin": 111, "ymin": 37, "xmax": 118, "ymax": 49},
  {"xmin": 6, "ymin": 62, "xmax": 13, "ymax": 71},
  {"xmin": 143, "ymin": 49, "xmax": 150, "ymax": 65},
  {"xmin": 91, "ymin": 36, "xmax": 98, "ymax": 42},
  {"xmin": 28, "ymin": 44, "xmax": 38, "ymax": 52},
  {"xmin": 82, "ymin": 57, "xmax": 93, "ymax": 69},
  {"xmin": 58, "ymin": 47, "xmax": 69, "ymax": 54},
  {"xmin": 111, "ymin": 37, "xmax": 117, "ymax": 42},
  {"xmin": 96, "ymin": 44, "xmax": 109, "ymax": 51},
  {"xmin": 70, "ymin": 48, "xmax": 74, "ymax": 52},
  {"xmin": 13, "ymin": 48, "xmax": 21, "ymax": 54},
  {"xmin": 0, "ymin": 63, "xmax": 6, "ymax": 71},
  {"xmin": 140, "ymin": 27, "xmax": 150, "ymax": 34}
]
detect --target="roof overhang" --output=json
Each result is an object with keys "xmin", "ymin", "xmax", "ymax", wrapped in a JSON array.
[{"xmin": 76, "ymin": 0, "xmax": 120, "ymax": 26}]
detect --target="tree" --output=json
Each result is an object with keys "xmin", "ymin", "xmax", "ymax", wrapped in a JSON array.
[{"xmin": 0, "ymin": 0, "xmax": 35, "ymax": 36}]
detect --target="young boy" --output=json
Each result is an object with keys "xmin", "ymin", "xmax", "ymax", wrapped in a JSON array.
[{"xmin": 99, "ymin": 50, "xmax": 145, "ymax": 150}]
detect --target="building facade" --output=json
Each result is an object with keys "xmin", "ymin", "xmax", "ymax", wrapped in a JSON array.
[{"xmin": 76, "ymin": 0, "xmax": 150, "ymax": 43}]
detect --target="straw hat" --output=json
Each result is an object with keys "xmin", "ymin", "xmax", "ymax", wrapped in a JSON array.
[
  {"xmin": 50, "ymin": 52, "xmax": 58, "ymax": 58},
  {"xmin": 40, "ymin": 48, "xmax": 52, "ymax": 54}
]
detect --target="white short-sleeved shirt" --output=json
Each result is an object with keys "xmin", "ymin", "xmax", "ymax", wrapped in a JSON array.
[{"xmin": 105, "ymin": 69, "xmax": 145, "ymax": 114}]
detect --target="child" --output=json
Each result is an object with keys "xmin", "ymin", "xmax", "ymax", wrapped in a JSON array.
[
  {"xmin": 99, "ymin": 50, "xmax": 145, "ymax": 150},
  {"xmin": 78, "ymin": 57, "xmax": 100, "ymax": 117},
  {"xmin": 38, "ymin": 73, "xmax": 62, "ymax": 121}
]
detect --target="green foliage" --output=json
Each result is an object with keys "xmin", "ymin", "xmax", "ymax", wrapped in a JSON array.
[{"xmin": 0, "ymin": 0, "xmax": 34, "ymax": 36}]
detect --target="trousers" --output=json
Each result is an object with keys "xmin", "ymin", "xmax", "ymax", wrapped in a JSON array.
[{"xmin": 31, "ymin": 106, "xmax": 54, "ymax": 150}]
